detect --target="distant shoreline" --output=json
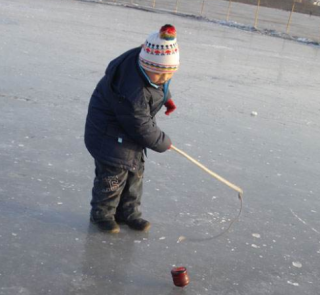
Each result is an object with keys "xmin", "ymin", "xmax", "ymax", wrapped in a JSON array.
[{"xmin": 225, "ymin": 0, "xmax": 320, "ymax": 17}]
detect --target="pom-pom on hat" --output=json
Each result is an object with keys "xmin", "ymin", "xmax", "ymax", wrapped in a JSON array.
[{"xmin": 139, "ymin": 24, "xmax": 179, "ymax": 74}]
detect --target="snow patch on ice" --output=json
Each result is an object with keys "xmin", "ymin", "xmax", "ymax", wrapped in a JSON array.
[
  {"xmin": 251, "ymin": 111, "xmax": 258, "ymax": 116},
  {"xmin": 292, "ymin": 261, "xmax": 302, "ymax": 268},
  {"xmin": 287, "ymin": 280, "xmax": 299, "ymax": 287}
]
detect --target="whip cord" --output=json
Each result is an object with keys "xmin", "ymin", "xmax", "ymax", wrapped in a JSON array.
[{"xmin": 171, "ymin": 145, "xmax": 243, "ymax": 242}]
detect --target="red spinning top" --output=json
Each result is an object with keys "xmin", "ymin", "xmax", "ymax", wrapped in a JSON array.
[{"xmin": 171, "ymin": 267, "xmax": 190, "ymax": 287}]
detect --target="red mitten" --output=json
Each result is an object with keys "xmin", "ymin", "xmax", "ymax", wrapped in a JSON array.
[{"xmin": 164, "ymin": 99, "xmax": 176, "ymax": 115}]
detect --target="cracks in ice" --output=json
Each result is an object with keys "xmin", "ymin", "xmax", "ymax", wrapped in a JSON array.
[
  {"xmin": 0, "ymin": 93, "xmax": 32, "ymax": 102},
  {"xmin": 174, "ymin": 86, "xmax": 192, "ymax": 99},
  {"xmin": 1, "ymin": 92, "xmax": 83, "ymax": 109},
  {"xmin": 290, "ymin": 208, "xmax": 320, "ymax": 235}
]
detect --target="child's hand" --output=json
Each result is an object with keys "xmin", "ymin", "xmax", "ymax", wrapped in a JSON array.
[{"xmin": 164, "ymin": 99, "xmax": 176, "ymax": 115}]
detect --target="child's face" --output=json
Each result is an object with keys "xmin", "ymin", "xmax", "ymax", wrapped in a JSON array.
[{"xmin": 145, "ymin": 70, "xmax": 174, "ymax": 85}]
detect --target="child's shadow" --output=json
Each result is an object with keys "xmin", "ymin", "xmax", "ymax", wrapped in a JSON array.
[
  {"xmin": 2, "ymin": 200, "xmax": 188, "ymax": 293},
  {"xmin": 75, "ymin": 224, "xmax": 175, "ymax": 294}
]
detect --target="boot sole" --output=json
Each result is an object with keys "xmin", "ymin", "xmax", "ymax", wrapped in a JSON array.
[
  {"xmin": 90, "ymin": 217, "xmax": 120, "ymax": 234},
  {"xmin": 106, "ymin": 227, "xmax": 120, "ymax": 234},
  {"xmin": 127, "ymin": 223, "xmax": 151, "ymax": 232}
]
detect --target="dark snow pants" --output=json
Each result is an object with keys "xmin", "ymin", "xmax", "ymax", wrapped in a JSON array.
[{"xmin": 90, "ymin": 160, "xmax": 144, "ymax": 222}]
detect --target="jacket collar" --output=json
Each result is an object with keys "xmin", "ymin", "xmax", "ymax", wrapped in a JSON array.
[{"xmin": 138, "ymin": 60, "xmax": 159, "ymax": 89}]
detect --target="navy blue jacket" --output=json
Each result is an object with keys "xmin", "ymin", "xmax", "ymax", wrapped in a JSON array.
[{"xmin": 84, "ymin": 47, "xmax": 172, "ymax": 171}]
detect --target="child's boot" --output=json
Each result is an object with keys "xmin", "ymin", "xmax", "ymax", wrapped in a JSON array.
[
  {"xmin": 125, "ymin": 218, "xmax": 151, "ymax": 232},
  {"xmin": 90, "ymin": 214, "xmax": 120, "ymax": 234}
]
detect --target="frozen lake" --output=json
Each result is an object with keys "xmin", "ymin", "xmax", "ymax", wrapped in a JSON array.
[
  {"xmin": 91, "ymin": 0, "xmax": 320, "ymax": 43},
  {"xmin": 1, "ymin": 0, "xmax": 320, "ymax": 294}
]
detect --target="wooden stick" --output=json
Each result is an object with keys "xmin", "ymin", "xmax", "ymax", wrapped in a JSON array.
[
  {"xmin": 171, "ymin": 145, "xmax": 243, "ymax": 198},
  {"xmin": 175, "ymin": 0, "xmax": 179, "ymax": 13},
  {"xmin": 286, "ymin": 1, "xmax": 296, "ymax": 34},
  {"xmin": 200, "ymin": 0, "xmax": 206, "ymax": 16},
  {"xmin": 226, "ymin": 0, "xmax": 232, "ymax": 21},
  {"xmin": 254, "ymin": 0, "xmax": 261, "ymax": 29}
]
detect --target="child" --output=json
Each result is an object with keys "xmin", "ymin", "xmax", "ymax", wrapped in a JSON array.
[{"xmin": 84, "ymin": 24, "xmax": 179, "ymax": 233}]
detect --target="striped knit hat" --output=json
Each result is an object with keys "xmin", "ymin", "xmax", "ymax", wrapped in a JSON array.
[{"xmin": 139, "ymin": 24, "xmax": 179, "ymax": 74}]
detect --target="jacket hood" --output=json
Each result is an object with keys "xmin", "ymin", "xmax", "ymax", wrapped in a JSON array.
[{"xmin": 105, "ymin": 47, "xmax": 146, "ymax": 99}]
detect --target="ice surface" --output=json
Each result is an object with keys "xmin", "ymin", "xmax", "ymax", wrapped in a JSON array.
[{"xmin": 0, "ymin": 0, "xmax": 320, "ymax": 294}]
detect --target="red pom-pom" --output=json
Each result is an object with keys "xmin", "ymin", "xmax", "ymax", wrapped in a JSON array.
[{"xmin": 160, "ymin": 24, "xmax": 176, "ymax": 41}]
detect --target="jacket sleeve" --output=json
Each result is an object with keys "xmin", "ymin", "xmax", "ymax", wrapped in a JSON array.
[{"xmin": 112, "ymin": 91, "xmax": 171, "ymax": 153}]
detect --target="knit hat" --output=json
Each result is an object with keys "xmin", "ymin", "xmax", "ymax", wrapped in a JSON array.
[{"xmin": 139, "ymin": 24, "xmax": 179, "ymax": 74}]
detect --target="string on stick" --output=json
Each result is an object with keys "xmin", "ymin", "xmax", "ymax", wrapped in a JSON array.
[{"xmin": 171, "ymin": 145, "xmax": 243, "ymax": 242}]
